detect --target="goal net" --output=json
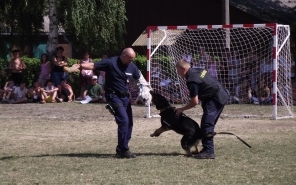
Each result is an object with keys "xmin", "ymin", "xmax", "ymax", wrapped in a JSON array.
[{"xmin": 146, "ymin": 24, "xmax": 294, "ymax": 119}]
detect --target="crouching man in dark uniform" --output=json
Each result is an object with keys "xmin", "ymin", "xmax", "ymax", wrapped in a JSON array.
[
  {"xmin": 175, "ymin": 59, "xmax": 229, "ymax": 159},
  {"xmin": 73, "ymin": 48, "xmax": 140, "ymax": 158}
]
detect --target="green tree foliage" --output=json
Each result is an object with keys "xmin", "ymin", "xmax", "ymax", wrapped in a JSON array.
[
  {"xmin": 0, "ymin": 0, "xmax": 126, "ymax": 57},
  {"xmin": 57, "ymin": 0, "xmax": 126, "ymax": 55},
  {"xmin": 0, "ymin": 0, "xmax": 46, "ymax": 56}
]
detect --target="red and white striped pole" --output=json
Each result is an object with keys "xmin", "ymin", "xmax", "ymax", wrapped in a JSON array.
[
  {"xmin": 272, "ymin": 24, "xmax": 278, "ymax": 119},
  {"xmin": 146, "ymin": 27, "xmax": 152, "ymax": 118}
]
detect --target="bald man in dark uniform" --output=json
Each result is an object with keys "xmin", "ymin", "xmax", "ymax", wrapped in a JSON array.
[
  {"xmin": 72, "ymin": 48, "xmax": 140, "ymax": 158},
  {"xmin": 175, "ymin": 59, "xmax": 229, "ymax": 159}
]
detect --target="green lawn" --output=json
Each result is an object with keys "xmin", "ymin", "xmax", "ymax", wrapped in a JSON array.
[{"xmin": 0, "ymin": 103, "xmax": 295, "ymax": 185}]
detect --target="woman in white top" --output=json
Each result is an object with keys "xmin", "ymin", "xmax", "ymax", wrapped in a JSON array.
[{"xmin": 77, "ymin": 51, "xmax": 94, "ymax": 100}]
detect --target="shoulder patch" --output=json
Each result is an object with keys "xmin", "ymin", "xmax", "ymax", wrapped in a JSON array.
[{"xmin": 200, "ymin": 70, "xmax": 207, "ymax": 78}]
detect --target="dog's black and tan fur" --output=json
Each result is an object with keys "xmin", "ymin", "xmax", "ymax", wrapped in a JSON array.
[{"xmin": 150, "ymin": 91, "xmax": 202, "ymax": 156}]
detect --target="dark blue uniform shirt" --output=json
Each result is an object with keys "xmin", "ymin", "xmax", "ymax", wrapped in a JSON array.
[
  {"xmin": 187, "ymin": 82, "xmax": 199, "ymax": 98},
  {"xmin": 94, "ymin": 56, "xmax": 140, "ymax": 93}
]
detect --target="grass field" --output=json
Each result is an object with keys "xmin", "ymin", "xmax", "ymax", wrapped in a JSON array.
[{"xmin": 0, "ymin": 103, "xmax": 296, "ymax": 185}]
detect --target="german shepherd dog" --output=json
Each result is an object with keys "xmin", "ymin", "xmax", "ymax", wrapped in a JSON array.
[
  {"xmin": 150, "ymin": 92, "xmax": 252, "ymax": 156},
  {"xmin": 150, "ymin": 91, "xmax": 202, "ymax": 156}
]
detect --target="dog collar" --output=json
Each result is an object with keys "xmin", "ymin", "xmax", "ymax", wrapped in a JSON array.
[{"xmin": 159, "ymin": 106, "xmax": 172, "ymax": 113}]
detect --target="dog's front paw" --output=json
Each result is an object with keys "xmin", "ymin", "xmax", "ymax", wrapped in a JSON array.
[
  {"xmin": 184, "ymin": 153, "xmax": 193, "ymax": 157},
  {"xmin": 191, "ymin": 150, "xmax": 199, "ymax": 155},
  {"xmin": 150, "ymin": 133, "xmax": 160, "ymax": 137},
  {"xmin": 185, "ymin": 150, "xmax": 193, "ymax": 157}
]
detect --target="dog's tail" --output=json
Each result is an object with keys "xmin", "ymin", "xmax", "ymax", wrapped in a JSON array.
[{"xmin": 214, "ymin": 132, "xmax": 252, "ymax": 148}]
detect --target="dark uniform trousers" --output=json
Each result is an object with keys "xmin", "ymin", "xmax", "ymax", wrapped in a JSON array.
[
  {"xmin": 186, "ymin": 68, "xmax": 229, "ymax": 154},
  {"xmin": 106, "ymin": 93, "xmax": 133, "ymax": 153},
  {"xmin": 201, "ymin": 98, "xmax": 225, "ymax": 153}
]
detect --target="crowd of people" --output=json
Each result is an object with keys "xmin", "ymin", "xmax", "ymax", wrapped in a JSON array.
[
  {"xmin": 1, "ymin": 46, "xmax": 295, "ymax": 106},
  {"xmin": 0, "ymin": 47, "xmax": 150, "ymax": 106},
  {"xmin": 150, "ymin": 47, "xmax": 296, "ymax": 105}
]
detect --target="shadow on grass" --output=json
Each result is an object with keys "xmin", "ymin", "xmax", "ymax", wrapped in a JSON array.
[{"xmin": 0, "ymin": 152, "xmax": 183, "ymax": 160}]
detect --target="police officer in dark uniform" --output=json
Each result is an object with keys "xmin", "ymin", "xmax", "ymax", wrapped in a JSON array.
[
  {"xmin": 175, "ymin": 59, "xmax": 229, "ymax": 159},
  {"xmin": 73, "ymin": 48, "xmax": 140, "ymax": 158}
]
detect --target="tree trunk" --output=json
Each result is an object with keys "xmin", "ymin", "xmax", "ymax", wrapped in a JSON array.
[{"xmin": 46, "ymin": 0, "xmax": 58, "ymax": 61}]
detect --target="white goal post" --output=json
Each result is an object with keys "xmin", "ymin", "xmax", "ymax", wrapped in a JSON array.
[{"xmin": 145, "ymin": 23, "xmax": 294, "ymax": 120}]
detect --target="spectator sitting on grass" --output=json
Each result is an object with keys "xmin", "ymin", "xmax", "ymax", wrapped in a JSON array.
[
  {"xmin": 28, "ymin": 81, "xmax": 42, "ymax": 103},
  {"xmin": 40, "ymin": 80, "xmax": 59, "ymax": 103},
  {"xmin": 11, "ymin": 81, "xmax": 28, "ymax": 104},
  {"xmin": 2, "ymin": 80, "xmax": 16, "ymax": 102},
  {"xmin": 56, "ymin": 78, "xmax": 74, "ymax": 103},
  {"xmin": 80, "ymin": 75, "xmax": 104, "ymax": 104},
  {"xmin": 258, "ymin": 82, "xmax": 272, "ymax": 105},
  {"xmin": 232, "ymin": 78, "xmax": 259, "ymax": 104}
]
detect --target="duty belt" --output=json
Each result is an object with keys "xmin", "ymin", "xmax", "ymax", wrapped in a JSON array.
[{"xmin": 107, "ymin": 90, "xmax": 129, "ymax": 98}]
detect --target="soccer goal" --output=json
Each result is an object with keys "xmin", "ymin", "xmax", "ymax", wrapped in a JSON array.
[{"xmin": 145, "ymin": 23, "xmax": 294, "ymax": 119}]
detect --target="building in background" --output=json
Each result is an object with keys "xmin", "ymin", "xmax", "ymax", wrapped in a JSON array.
[{"xmin": 124, "ymin": 0, "xmax": 296, "ymax": 55}]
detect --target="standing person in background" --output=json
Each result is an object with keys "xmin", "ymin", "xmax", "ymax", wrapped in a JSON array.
[
  {"xmin": 97, "ymin": 70, "xmax": 106, "ymax": 100},
  {"xmin": 38, "ymin": 53, "xmax": 51, "ymax": 87},
  {"xmin": 9, "ymin": 49, "xmax": 26, "ymax": 86},
  {"xmin": 175, "ymin": 59, "xmax": 229, "ymax": 159},
  {"xmin": 197, "ymin": 47, "xmax": 209, "ymax": 69},
  {"xmin": 95, "ymin": 54, "xmax": 108, "ymax": 97},
  {"xmin": 247, "ymin": 48, "xmax": 259, "ymax": 90},
  {"xmin": 181, "ymin": 48, "xmax": 192, "ymax": 63},
  {"xmin": 66, "ymin": 48, "xmax": 140, "ymax": 159},
  {"xmin": 207, "ymin": 56, "xmax": 218, "ymax": 79},
  {"xmin": 98, "ymin": 70, "xmax": 105, "ymax": 87},
  {"xmin": 77, "ymin": 51, "xmax": 93, "ymax": 100},
  {"xmin": 0, "ymin": 62, "xmax": 8, "ymax": 88},
  {"xmin": 52, "ymin": 46, "xmax": 68, "ymax": 86}
]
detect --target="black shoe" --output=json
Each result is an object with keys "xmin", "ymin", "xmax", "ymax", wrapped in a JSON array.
[
  {"xmin": 115, "ymin": 151, "xmax": 136, "ymax": 159},
  {"xmin": 194, "ymin": 151, "xmax": 215, "ymax": 159}
]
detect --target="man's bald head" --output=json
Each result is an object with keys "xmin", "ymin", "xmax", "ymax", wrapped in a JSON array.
[
  {"xmin": 120, "ymin": 48, "xmax": 136, "ymax": 65},
  {"xmin": 176, "ymin": 59, "xmax": 191, "ymax": 69},
  {"xmin": 175, "ymin": 59, "xmax": 191, "ymax": 78}
]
